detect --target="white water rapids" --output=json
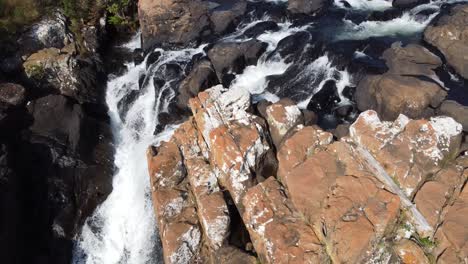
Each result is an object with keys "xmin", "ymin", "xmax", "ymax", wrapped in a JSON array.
[{"xmin": 72, "ymin": 0, "xmax": 468, "ymax": 263}]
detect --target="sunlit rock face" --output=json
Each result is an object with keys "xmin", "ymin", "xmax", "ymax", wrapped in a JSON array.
[{"xmin": 147, "ymin": 86, "xmax": 467, "ymax": 264}]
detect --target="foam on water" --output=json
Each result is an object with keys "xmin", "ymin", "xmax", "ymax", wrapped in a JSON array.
[
  {"xmin": 336, "ymin": 0, "xmax": 468, "ymax": 40},
  {"xmin": 336, "ymin": 12, "xmax": 438, "ymax": 40},
  {"xmin": 296, "ymin": 54, "xmax": 352, "ymax": 108},
  {"xmin": 334, "ymin": 0, "xmax": 393, "ymax": 11}
]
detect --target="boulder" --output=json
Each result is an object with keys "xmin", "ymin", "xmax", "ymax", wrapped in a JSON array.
[
  {"xmin": 424, "ymin": 4, "xmax": 468, "ymax": 79},
  {"xmin": 382, "ymin": 42, "xmax": 442, "ymax": 79},
  {"xmin": 177, "ymin": 59, "xmax": 219, "ymax": 111},
  {"xmin": 392, "ymin": 0, "xmax": 429, "ymax": 9},
  {"xmin": 356, "ymin": 43, "xmax": 448, "ymax": 121},
  {"xmin": 438, "ymin": 100, "xmax": 468, "ymax": 132},
  {"xmin": 138, "ymin": 0, "xmax": 211, "ymax": 50},
  {"xmin": 17, "ymin": 10, "xmax": 73, "ymax": 56},
  {"xmin": 207, "ymin": 40, "xmax": 267, "ymax": 86},
  {"xmin": 210, "ymin": 1, "xmax": 247, "ymax": 35},
  {"xmin": 23, "ymin": 46, "xmax": 104, "ymax": 103},
  {"xmin": 288, "ymin": 0, "xmax": 329, "ymax": 15},
  {"xmin": 356, "ymin": 74, "xmax": 446, "ymax": 120}
]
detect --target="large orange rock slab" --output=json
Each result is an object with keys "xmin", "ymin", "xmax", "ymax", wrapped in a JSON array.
[
  {"xmin": 172, "ymin": 120, "xmax": 230, "ymax": 250},
  {"xmin": 277, "ymin": 125, "xmax": 333, "ymax": 183},
  {"xmin": 242, "ymin": 177, "xmax": 325, "ymax": 263},
  {"xmin": 350, "ymin": 110, "xmax": 463, "ymax": 197},
  {"xmin": 147, "ymin": 144, "xmax": 203, "ymax": 264},
  {"xmin": 317, "ymin": 173, "xmax": 400, "ymax": 263}
]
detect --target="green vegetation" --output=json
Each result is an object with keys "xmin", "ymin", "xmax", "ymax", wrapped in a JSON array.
[{"xmin": 0, "ymin": 0, "xmax": 137, "ymax": 35}]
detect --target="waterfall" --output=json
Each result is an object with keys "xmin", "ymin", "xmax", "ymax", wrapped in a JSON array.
[{"xmin": 72, "ymin": 0, "xmax": 467, "ymax": 262}]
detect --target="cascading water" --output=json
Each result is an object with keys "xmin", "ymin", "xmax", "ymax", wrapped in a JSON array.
[{"xmin": 73, "ymin": 0, "xmax": 468, "ymax": 263}]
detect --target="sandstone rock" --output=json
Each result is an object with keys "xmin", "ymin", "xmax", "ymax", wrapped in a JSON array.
[
  {"xmin": 350, "ymin": 110, "xmax": 462, "ymax": 197},
  {"xmin": 288, "ymin": 0, "xmax": 329, "ymax": 15},
  {"xmin": 138, "ymin": 0, "xmax": 210, "ymax": 50},
  {"xmin": 434, "ymin": 186, "xmax": 468, "ymax": 263},
  {"xmin": 147, "ymin": 143, "xmax": 203, "ymax": 264},
  {"xmin": 265, "ymin": 98, "xmax": 303, "ymax": 148},
  {"xmin": 276, "ymin": 125, "xmax": 333, "ymax": 183},
  {"xmin": 317, "ymin": 169, "xmax": 400, "ymax": 263},
  {"xmin": 355, "ymin": 74, "xmax": 446, "ymax": 121},
  {"xmin": 438, "ymin": 100, "xmax": 468, "ymax": 132},
  {"xmin": 414, "ymin": 164, "xmax": 465, "ymax": 230},
  {"xmin": 172, "ymin": 120, "xmax": 230, "ymax": 250},
  {"xmin": 394, "ymin": 240, "xmax": 430, "ymax": 264},
  {"xmin": 242, "ymin": 177, "xmax": 325, "ymax": 263},
  {"xmin": 189, "ymin": 86, "xmax": 271, "ymax": 206},
  {"xmin": 207, "ymin": 40, "xmax": 267, "ymax": 86},
  {"xmin": 424, "ymin": 4, "xmax": 468, "ymax": 79}
]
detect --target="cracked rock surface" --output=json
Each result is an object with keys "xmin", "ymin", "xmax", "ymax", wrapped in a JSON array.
[{"xmin": 147, "ymin": 87, "xmax": 468, "ymax": 264}]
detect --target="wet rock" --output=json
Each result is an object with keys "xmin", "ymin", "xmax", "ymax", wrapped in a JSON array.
[
  {"xmin": 307, "ymin": 80, "xmax": 341, "ymax": 114},
  {"xmin": 177, "ymin": 59, "xmax": 219, "ymax": 111},
  {"xmin": 424, "ymin": 4, "xmax": 468, "ymax": 79},
  {"xmin": 393, "ymin": 0, "xmax": 429, "ymax": 9},
  {"xmin": 438, "ymin": 100, "xmax": 468, "ymax": 132},
  {"xmin": 288, "ymin": 0, "xmax": 329, "ymax": 15},
  {"xmin": 333, "ymin": 123, "xmax": 350, "ymax": 139},
  {"xmin": 242, "ymin": 177, "xmax": 325, "ymax": 263},
  {"xmin": 138, "ymin": 0, "xmax": 210, "ymax": 50},
  {"xmin": 207, "ymin": 40, "xmax": 267, "ymax": 86},
  {"xmin": 243, "ymin": 21, "xmax": 279, "ymax": 38},
  {"xmin": 210, "ymin": 1, "xmax": 247, "ymax": 35},
  {"xmin": 265, "ymin": 98, "xmax": 303, "ymax": 148}
]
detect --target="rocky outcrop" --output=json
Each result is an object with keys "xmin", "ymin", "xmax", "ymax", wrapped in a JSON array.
[
  {"xmin": 138, "ymin": 0, "xmax": 248, "ymax": 51},
  {"xmin": 424, "ymin": 4, "xmax": 468, "ymax": 79},
  {"xmin": 148, "ymin": 87, "xmax": 467, "ymax": 264},
  {"xmin": 356, "ymin": 43, "xmax": 447, "ymax": 120}
]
